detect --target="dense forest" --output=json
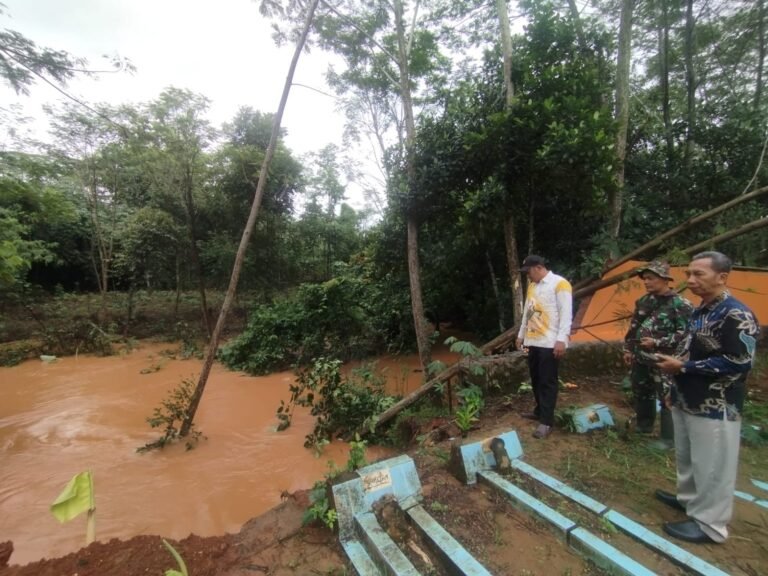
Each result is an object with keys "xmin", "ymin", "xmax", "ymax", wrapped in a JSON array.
[{"xmin": 1, "ymin": 0, "xmax": 766, "ymax": 374}]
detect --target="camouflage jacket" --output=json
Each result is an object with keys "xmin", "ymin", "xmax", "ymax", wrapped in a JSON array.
[{"xmin": 623, "ymin": 291, "xmax": 693, "ymax": 361}]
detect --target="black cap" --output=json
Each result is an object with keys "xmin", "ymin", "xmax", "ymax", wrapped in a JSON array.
[{"xmin": 518, "ymin": 255, "xmax": 547, "ymax": 271}]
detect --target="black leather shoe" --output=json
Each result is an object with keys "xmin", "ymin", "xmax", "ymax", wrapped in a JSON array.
[
  {"xmin": 663, "ymin": 520, "xmax": 716, "ymax": 544},
  {"xmin": 655, "ymin": 489, "xmax": 686, "ymax": 512}
]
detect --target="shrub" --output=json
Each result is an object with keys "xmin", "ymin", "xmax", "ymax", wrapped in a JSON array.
[
  {"xmin": 276, "ymin": 357, "xmax": 397, "ymax": 449},
  {"xmin": 219, "ymin": 277, "xmax": 384, "ymax": 375}
]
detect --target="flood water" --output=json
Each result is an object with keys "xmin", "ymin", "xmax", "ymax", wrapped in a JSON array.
[{"xmin": 0, "ymin": 342, "xmax": 458, "ymax": 565}]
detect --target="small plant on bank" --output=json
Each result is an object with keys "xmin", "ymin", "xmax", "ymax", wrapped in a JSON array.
[
  {"xmin": 137, "ymin": 377, "xmax": 205, "ymax": 453},
  {"xmin": 303, "ymin": 435, "xmax": 368, "ymax": 530},
  {"xmin": 162, "ymin": 539, "xmax": 189, "ymax": 576},
  {"xmin": 454, "ymin": 384, "xmax": 484, "ymax": 437}
]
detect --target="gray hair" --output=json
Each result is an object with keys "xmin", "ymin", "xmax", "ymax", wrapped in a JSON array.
[{"xmin": 691, "ymin": 251, "xmax": 732, "ymax": 273}]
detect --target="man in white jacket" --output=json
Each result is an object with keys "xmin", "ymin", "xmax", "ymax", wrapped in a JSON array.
[{"xmin": 515, "ymin": 255, "xmax": 573, "ymax": 439}]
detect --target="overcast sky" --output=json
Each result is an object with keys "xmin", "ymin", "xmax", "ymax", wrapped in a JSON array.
[{"xmin": 0, "ymin": 0, "xmax": 369, "ymax": 200}]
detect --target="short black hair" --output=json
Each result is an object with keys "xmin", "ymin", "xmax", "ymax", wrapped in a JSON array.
[{"xmin": 691, "ymin": 251, "xmax": 732, "ymax": 273}]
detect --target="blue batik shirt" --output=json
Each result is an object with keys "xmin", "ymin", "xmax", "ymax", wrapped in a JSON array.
[{"xmin": 672, "ymin": 291, "xmax": 760, "ymax": 420}]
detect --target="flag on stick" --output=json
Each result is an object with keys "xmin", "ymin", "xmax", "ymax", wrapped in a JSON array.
[{"xmin": 51, "ymin": 471, "xmax": 96, "ymax": 543}]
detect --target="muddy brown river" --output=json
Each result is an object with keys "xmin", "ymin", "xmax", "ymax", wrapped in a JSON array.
[{"xmin": 0, "ymin": 343, "xmax": 457, "ymax": 565}]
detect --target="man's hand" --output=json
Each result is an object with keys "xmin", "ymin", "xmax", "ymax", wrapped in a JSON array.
[
  {"xmin": 623, "ymin": 351, "xmax": 633, "ymax": 366},
  {"xmin": 639, "ymin": 337, "xmax": 655, "ymax": 350},
  {"xmin": 656, "ymin": 354, "xmax": 683, "ymax": 374},
  {"xmin": 516, "ymin": 338, "xmax": 523, "ymax": 350},
  {"xmin": 553, "ymin": 340, "xmax": 566, "ymax": 359}
]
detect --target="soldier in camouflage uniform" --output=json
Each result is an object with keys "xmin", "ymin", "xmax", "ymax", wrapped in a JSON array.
[{"xmin": 623, "ymin": 261, "xmax": 693, "ymax": 443}]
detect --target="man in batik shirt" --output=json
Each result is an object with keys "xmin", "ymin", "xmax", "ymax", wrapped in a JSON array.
[{"xmin": 657, "ymin": 251, "xmax": 760, "ymax": 544}]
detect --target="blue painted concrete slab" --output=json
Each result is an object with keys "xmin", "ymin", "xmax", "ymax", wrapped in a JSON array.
[
  {"xmin": 450, "ymin": 427, "xmax": 729, "ymax": 576},
  {"xmin": 406, "ymin": 504, "xmax": 492, "ymax": 576},
  {"xmin": 334, "ymin": 453, "xmax": 496, "ymax": 575},
  {"xmin": 569, "ymin": 527, "xmax": 656, "ymax": 576},
  {"xmin": 568, "ymin": 403, "xmax": 615, "ymax": 433},
  {"xmin": 355, "ymin": 511, "xmax": 421, "ymax": 576},
  {"xmin": 341, "ymin": 539, "xmax": 382, "ymax": 576},
  {"xmin": 480, "ymin": 470, "xmax": 658, "ymax": 574},
  {"xmin": 735, "ymin": 490, "xmax": 768, "ymax": 508},
  {"xmin": 604, "ymin": 510, "xmax": 729, "ymax": 576},
  {"xmin": 751, "ymin": 478, "xmax": 768, "ymax": 493},
  {"xmin": 357, "ymin": 454, "xmax": 422, "ymax": 510},
  {"xmin": 331, "ymin": 472, "xmax": 368, "ymax": 541},
  {"xmin": 735, "ymin": 490, "xmax": 755, "ymax": 503},
  {"xmin": 510, "ymin": 459, "xmax": 608, "ymax": 515},
  {"xmin": 478, "ymin": 470, "xmax": 577, "ymax": 535},
  {"xmin": 455, "ymin": 431, "xmax": 523, "ymax": 485}
]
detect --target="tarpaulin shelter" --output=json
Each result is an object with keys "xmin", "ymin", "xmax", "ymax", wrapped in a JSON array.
[{"xmin": 571, "ymin": 260, "xmax": 768, "ymax": 343}]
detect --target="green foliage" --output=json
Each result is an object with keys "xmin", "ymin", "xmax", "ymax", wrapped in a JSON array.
[
  {"xmin": 220, "ymin": 277, "xmax": 384, "ymax": 375},
  {"xmin": 275, "ymin": 357, "xmax": 397, "ymax": 450},
  {"xmin": 454, "ymin": 384, "xmax": 484, "ymax": 436},
  {"xmin": 303, "ymin": 437, "xmax": 369, "ymax": 531},
  {"xmin": 444, "ymin": 336, "xmax": 481, "ymax": 357},
  {"xmin": 427, "ymin": 359, "xmax": 447, "ymax": 376},
  {"xmin": 162, "ymin": 539, "xmax": 189, "ymax": 576},
  {"xmin": 138, "ymin": 378, "xmax": 205, "ymax": 452},
  {"xmin": 347, "ymin": 434, "xmax": 368, "ymax": 471},
  {"xmin": 445, "ymin": 336, "xmax": 486, "ymax": 377},
  {"xmin": 555, "ymin": 407, "xmax": 579, "ymax": 434}
]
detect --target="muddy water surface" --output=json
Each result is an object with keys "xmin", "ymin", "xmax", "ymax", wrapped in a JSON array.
[{"xmin": 0, "ymin": 343, "xmax": 457, "ymax": 565}]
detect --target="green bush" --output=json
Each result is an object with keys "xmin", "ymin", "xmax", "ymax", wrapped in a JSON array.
[{"xmin": 219, "ymin": 277, "xmax": 384, "ymax": 375}]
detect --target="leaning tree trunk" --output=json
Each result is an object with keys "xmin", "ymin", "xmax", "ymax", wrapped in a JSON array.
[{"xmin": 180, "ymin": 0, "xmax": 321, "ymax": 437}]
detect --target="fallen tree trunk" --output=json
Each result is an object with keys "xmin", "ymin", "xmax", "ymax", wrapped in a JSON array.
[
  {"xmin": 573, "ymin": 184, "xmax": 768, "ymax": 290},
  {"xmin": 681, "ymin": 216, "xmax": 768, "ymax": 254},
  {"xmin": 372, "ymin": 322, "xmax": 523, "ymax": 430}
]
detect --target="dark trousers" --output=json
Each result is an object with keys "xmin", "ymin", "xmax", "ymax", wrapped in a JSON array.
[{"xmin": 527, "ymin": 346, "xmax": 559, "ymax": 426}]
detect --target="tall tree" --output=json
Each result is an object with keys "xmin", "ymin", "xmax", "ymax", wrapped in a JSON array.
[
  {"xmin": 497, "ymin": 0, "xmax": 524, "ymax": 325},
  {"xmin": 757, "ymin": 0, "xmax": 766, "ymax": 111},
  {"xmin": 314, "ymin": 0, "xmax": 452, "ymax": 371},
  {"xmin": 683, "ymin": 0, "xmax": 696, "ymax": 168},
  {"xmin": 46, "ymin": 104, "xmax": 133, "ymax": 322},
  {"xmin": 140, "ymin": 89, "xmax": 217, "ymax": 337},
  {"xmin": 612, "ymin": 0, "xmax": 633, "ymax": 244}
]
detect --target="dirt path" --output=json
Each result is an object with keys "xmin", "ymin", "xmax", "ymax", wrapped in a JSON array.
[{"xmin": 2, "ymin": 374, "xmax": 767, "ymax": 576}]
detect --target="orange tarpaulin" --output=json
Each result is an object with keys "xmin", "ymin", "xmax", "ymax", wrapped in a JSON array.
[{"xmin": 571, "ymin": 260, "xmax": 768, "ymax": 343}]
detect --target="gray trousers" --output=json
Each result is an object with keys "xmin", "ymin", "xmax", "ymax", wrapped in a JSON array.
[{"xmin": 672, "ymin": 407, "xmax": 741, "ymax": 542}]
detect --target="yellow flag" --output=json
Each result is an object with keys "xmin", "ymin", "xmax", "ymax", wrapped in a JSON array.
[{"xmin": 51, "ymin": 471, "xmax": 94, "ymax": 523}]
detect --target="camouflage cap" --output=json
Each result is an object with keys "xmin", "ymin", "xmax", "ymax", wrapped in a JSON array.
[{"xmin": 637, "ymin": 260, "xmax": 674, "ymax": 281}]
